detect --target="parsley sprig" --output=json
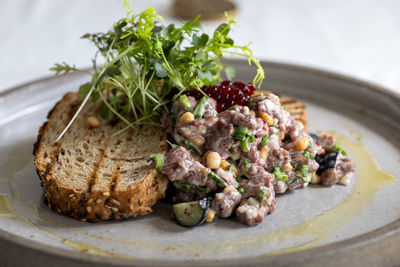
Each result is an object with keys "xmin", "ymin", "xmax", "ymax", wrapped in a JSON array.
[{"xmin": 51, "ymin": 7, "xmax": 264, "ymax": 141}]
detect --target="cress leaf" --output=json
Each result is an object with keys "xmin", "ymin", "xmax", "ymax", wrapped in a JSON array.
[
  {"xmin": 154, "ymin": 62, "xmax": 168, "ymax": 78},
  {"xmin": 51, "ymin": 6, "xmax": 265, "ymax": 141},
  {"xmin": 198, "ymin": 34, "xmax": 209, "ymax": 47},
  {"xmin": 224, "ymin": 65, "xmax": 236, "ymax": 80},
  {"xmin": 78, "ymin": 82, "xmax": 92, "ymax": 100},
  {"xmin": 100, "ymin": 104, "xmax": 111, "ymax": 121},
  {"xmin": 198, "ymin": 70, "xmax": 213, "ymax": 82},
  {"xmin": 50, "ymin": 62, "xmax": 80, "ymax": 75}
]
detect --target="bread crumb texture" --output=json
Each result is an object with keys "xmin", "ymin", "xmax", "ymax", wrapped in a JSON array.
[{"xmin": 34, "ymin": 92, "xmax": 168, "ymax": 222}]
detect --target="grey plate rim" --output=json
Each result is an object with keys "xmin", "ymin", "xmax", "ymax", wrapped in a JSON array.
[{"xmin": 1, "ymin": 60, "xmax": 400, "ymax": 266}]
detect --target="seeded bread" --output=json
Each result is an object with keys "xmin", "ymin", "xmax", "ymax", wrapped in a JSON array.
[{"xmin": 33, "ymin": 92, "xmax": 168, "ymax": 222}]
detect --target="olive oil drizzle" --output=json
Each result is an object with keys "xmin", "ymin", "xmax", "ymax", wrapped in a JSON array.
[
  {"xmin": 0, "ymin": 194, "xmax": 132, "ymax": 258},
  {"xmin": 264, "ymin": 132, "xmax": 396, "ymax": 255},
  {"xmin": 0, "ymin": 194, "xmax": 16, "ymax": 218}
]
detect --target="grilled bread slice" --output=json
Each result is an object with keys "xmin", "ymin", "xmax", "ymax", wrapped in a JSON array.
[{"xmin": 33, "ymin": 92, "xmax": 168, "ymax": 222}]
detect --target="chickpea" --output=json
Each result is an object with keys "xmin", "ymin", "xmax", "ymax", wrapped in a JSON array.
[
  {"xmin": 87, "ymin": 116, "xmax": 100, "ymax": 128},
  {"xmin": 310, "ymin": 172, "xmax": 321, "ymax": 184},
  {"xmin": 200, "ymin": 168, "xmax": 208, "ymax": 174},
  {"xmin": 259, "ymin": 112, "xmax": 274, "ymax": 126},
  {"xmin": 201, "ymin": 151, "xmax": 210, "ymax": 161},
  {"xmin": 294, "ymin": 137, "xmax": 309, "ymax": 151},
  {"xmin": 260, "ymin": 146, "xmax": 269, "ymax": 160},
  {"xmin": 220, "ymin": 160, "xmax": 230, "ymax": 170},
  {"xmin": 284, "ymin": 163, "xmax": 293, "ymax": 171},
  {"xmin": 179, "ymin": 112, "xmax": 194, "ymax": 124},
  {"xmin": 207, "ymin": 151, "xmax": 221, "ymax": 169},
  {"xmin": 231, "ymin": 152, "xmax": 241, "ymax": 161},
  {"xmin": 205, "ymin": 208, "xmax": 215, "ymax": 223},
  {"xmin": 190, "ymin": 136, "xmax": 205, "ymax": 146},
  {"xmin": 338, "ymin": 173, "xmax": 351, "ymax": 186},
  {"xmin": 223, "ymin": 186, "xmax": 235, "ymax": 193}
]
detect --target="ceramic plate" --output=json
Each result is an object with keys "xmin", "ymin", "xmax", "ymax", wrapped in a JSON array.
[{"xmin": 1, "ymin": 60, "xmax": 400, "ymax": 266}]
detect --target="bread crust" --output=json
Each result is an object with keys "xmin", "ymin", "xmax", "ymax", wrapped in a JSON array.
[
  {"xmin": 34, "ymin": 92, "xmax": 168, "ymax": 222},
  {"xmin": 42, "ymin": 169, "xmax": 168, "ymax": 222}
]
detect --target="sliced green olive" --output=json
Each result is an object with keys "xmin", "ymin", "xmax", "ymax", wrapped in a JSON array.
[{"xmin": 172, "ymin": 199, "xmax": 210, "ymax": 227}]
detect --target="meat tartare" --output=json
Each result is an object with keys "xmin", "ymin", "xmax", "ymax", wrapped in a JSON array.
[{"xmin": 152, "ymin": 89, "xmax": 356, "ymax": 226}]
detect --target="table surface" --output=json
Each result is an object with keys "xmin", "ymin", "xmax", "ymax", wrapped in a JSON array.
[{"xmin": 1, "ymin": 0, "xmax": 399, "ymax": 94}]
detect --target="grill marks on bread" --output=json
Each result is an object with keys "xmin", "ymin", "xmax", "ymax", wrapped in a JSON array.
[
  {"xmin": 110, "ymin": 162, "xmax": 122, "ymax": 192},
  {"xmin": 87, "ymin": 145, "xmax": 108, "ymax": 193},
  {"xmin": 43, "ymin": 142, "xmax": 61, "ymax": 182},
  {"xmin": 37, "ymin": 95, "xmax": 82, "ymax": 183},
  {"xmin": 33, "ymin": 92, "xmax": 168, "ymax": 222}
]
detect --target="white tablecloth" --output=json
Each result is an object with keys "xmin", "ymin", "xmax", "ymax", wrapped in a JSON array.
[{"xmin": 1, "ymin": 0, "xmax": 399, "ymax": 94}]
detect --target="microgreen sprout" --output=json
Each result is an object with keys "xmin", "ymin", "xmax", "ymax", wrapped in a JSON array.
[{"xmin": 51, "ymin": 6, "xmax": 264, "ymax": 142}]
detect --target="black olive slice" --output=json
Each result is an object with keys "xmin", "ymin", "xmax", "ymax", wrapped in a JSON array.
[
  {"xmin": 309, "ymin": 132, "xmax": 318, "ymax": 142},
  {"xmin": 324, "ymin": 152, "xmax": 338, "ymax": 169}
]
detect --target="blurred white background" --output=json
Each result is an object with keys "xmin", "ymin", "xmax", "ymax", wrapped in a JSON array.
[{"xmin": 1, "ymin": 0, "xmax": 399, "ymax": 93}]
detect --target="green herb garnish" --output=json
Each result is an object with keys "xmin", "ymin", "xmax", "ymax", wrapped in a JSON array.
[
  {"xmin": 147, "ymin": 153, "xmax": 164, "ymax": 169},
  {"xmin": 260, "ymin": 134, "xmax": 270, "ymax": 146},
  {"xmin": 228, "ymin": 164, "xmax": 237, "ymax": 174},
  {"xmin": 239, "ymin": 158, "xmax": 252, "ymax": 177},
  {"xmin": 327, "ymin": 143, "xmax": 348, "ymax": 156},
  {"xmin": 288, "ymin": 177, "xmax": 297, "ymax": 185},
  {"xmin": 296, "ymin": 164, "xmax": 311, "ymax": 183},
  {"xmin": 234, "ymin": 126, "xmax": 251, "ymax": 141},
  {"xmin": 271, "ymin": 126, "xmax": 280, "ymax": 136},
  {"xmin": 303, "ymin": 151, "xmax": 315, "ymax": 160},
  {"xmin": 258, "ymin": 187, "xmax": 269, "ymax": 202},
  {"xmin": 51, "ymin": 5, "xmax": 264, "ymax": 141},
  {"xmin": 273, "ymin": 166, "xmax": 288, "ymax": 181},
  {"xmin": 175, "ymin": 182, "xmax": 209, "ymax": 193},
  {"xmin": 233, "ymin": 126, "xmax": 255, "ymax": 152},
  {"xmin": 240, "ymin": 138, "xmax": 251, "ymax": 153},
  {"xmin": 184, "ymin": 139, "xmax": 203, "ymax": 154},
  {"xmin": 208, "ymin": 171, "xmax": 227, "ymax": 188},
  {"xmin": 193, "ymin": 96, "xmax": 208, "ymax": 118},
  {"xmin": 177, "ymin": 94, "xmax": 193, "ymax": 111}
]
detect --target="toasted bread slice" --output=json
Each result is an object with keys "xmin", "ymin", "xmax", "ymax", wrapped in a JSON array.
[{"xmin": 33, "ymin": 92, "xmax": 168, "ymax": 222}]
